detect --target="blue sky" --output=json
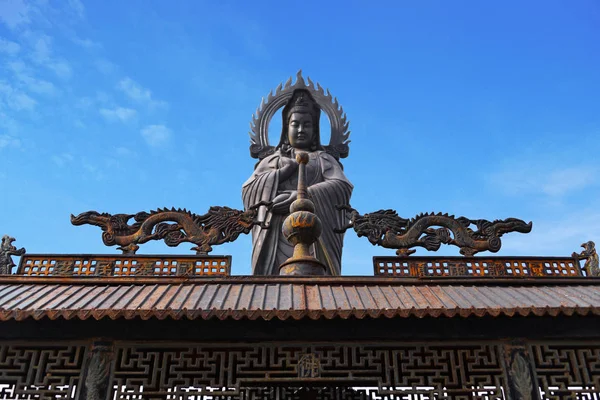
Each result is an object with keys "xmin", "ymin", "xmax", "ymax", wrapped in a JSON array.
[{"xmin": 1, "ymin": 0, "xmax": 599, "ymax": 275}]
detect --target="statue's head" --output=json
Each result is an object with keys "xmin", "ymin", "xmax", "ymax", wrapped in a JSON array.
[
  {"xmin": 278, "ymin": 89, "xmax": 323, "ymax": 152},
  {"xmin": 1, "ymin": 235, "xmax": 12, "ymax": 249},
  {"xmin": 583, "ymin": 241, "xmax": 596, "ymax": 253}
]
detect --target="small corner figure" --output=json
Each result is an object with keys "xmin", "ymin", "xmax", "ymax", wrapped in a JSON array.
[
  {"xmin": 573, "ymin": 241, "xmax": 599, "ymax": 277},
  {"xmin": 0, "ymin": 235, "xmax": 26, "ymax": 275}
]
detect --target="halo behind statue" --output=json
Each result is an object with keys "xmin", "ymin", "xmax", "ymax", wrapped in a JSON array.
[{"xmin": 249, "ymin": 70, "xmax": 351, "ymax": 160}]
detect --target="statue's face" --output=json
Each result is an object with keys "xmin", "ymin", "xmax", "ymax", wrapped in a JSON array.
[{"xmin": 288, "ymin": 112, "xmax": 314, "ymax": 150}]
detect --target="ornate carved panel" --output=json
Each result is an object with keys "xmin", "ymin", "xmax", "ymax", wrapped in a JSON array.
[
  {"xmin": 0, "ymin": 341, "xmax": 598, "ymax": 399},
  {"xmin": 110, "ymin": 343, "xmax": 507, "ymax": 399},
  {"xmin": 530, "ymin": 343, "xmax": 600, "ymax": 399},
  {"xmin": 0, "ymin": 343, "xmax": 87, "ymax": 399}
]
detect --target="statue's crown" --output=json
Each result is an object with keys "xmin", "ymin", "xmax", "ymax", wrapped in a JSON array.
[{"xmin": 289, "ymin": 91, "xmax": 317, "ymax": 116}]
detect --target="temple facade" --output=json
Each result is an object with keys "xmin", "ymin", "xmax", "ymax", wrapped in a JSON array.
[{"xmin": 0, "ymin": 72, "xmax": 598, "ymax": 399}]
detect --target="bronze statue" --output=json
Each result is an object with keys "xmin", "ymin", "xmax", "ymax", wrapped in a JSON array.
[
  {"xmin": 243, "ymin": 73, "xmax": 353, "ymax": 275},
  {"xmin": 573, "ymin": 241, "xmax": 599, "ymax": 277},
  {"xmin": 0, "ymin": 235, "xmax": 25, "ymax": 274}
]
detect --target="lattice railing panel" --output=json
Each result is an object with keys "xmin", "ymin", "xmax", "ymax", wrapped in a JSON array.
[
  {"xmin": 374, "ymin": 256, "xmax": 582, "ymax": 278},
  {"xmin": 18, "ymin": 254, "xmax": 231, "ymax": 277}
]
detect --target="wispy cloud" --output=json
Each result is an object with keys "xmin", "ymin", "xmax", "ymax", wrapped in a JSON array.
[
  {"xmin": 0, "ymin": 134, "xmax": 21, "ymax": 149},
  {"xmin": 71, "ymin": 36, "xmax": 100, "ymax": 49},
  {"xmin": 95, "ymin": 59, "xmax": 116, "ymax": 75},
  {"xmin": 81, "ymin": 157, "xmax": 105, "ymax": 181},
  {"xmin": 8, "ymin": 60, "xmax": 57, "ymax": 96},
  {"xmin": 0, "ymin": 81, "xmax": 36, "ymax": 111},
  {"xmin": 488, "ymin": 164, "xmax": 598, "ymax": 197},
  {"xmin": 141, "ymin": 124, "xmax": 171, "ymax": 147},
  {"xmin": 99, "ymin": 106, "xmax": 137, "ymax": 122},
  {"xmin": 66, "ymin": 0, "xmax": 85, "ymax": 19},
  {"xmin": 0, "ymin": 111, "xmax": 19, "ymax": 135},
  {"xmin": 0, "ymin": 38, "xmax": 20, "ymax": 55},
  {"xmin": 0, "ymin": 0, "xmax": 32, "ymax": 30},
  {"xmin": 117, "ymin": 77, "xmax": 167, "ymax": 109},
  {"xmin": 501, "ymin": 209, "xmax": 600, "ymax": 256},
  {"xmin": 115, "ymin": 146, "xmax": 136, "ymax": 157},
  {"xmin": 51, "ymin": 152, "xmax": 74, "ymax": 167},
  {"xmin": 27, "ymin": 33, "xmax": 72, "ymax": 79}
]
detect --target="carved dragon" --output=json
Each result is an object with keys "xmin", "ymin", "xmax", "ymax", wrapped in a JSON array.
[
  {"xmin": 572, "ymin": 240, "xmax": 599, "ymax": 277},
  {"xmin": 0, "ymin": 235, "xmax": 25, "ymax": 274},
  {"xmin": 71, "ymin": 202, "xmax": 271, "ymax": 255},
  {"xmin": 336, "ymin": 206, "xmax": 533, "ymax": 256}
]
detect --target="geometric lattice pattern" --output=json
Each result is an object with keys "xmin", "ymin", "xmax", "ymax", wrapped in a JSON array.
[
  {"xmin": 374, "ymin": 256, "xmax": 582, "ymax": 278},
  {"xmin": 110, "ymin": 343, "xmax": 507, "ymax": 399},
  {"xmin": 0, "ymin": 341, "xmax": 598, "ymax": 399},
  {"xmin": 18, "ymin": 254, "xmax": 231, "ymax": 277},
  {"xmin": 530, "ymin": 343, "xmax": 600, "ymax": 400},
  {"xmin": 0, "ymin": 343, "xmax": 87, "ymax": 399}
]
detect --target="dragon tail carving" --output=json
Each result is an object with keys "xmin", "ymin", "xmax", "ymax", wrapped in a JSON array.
[
  {"xmin": 336, "ymin": 205, "xmax": 532, "ymax": 257},
  {"xmin": 71, "ymin": 202, "xmax": 271, "ymax": 255}
]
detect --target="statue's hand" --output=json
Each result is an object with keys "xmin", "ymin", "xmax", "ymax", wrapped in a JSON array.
[
  {"xmin": 272, "ymin": 190, "xmax": 297, "ymax": 214},
  {"xmin": 278, "ymin": 157, "xmax": 298, "ymax": 182}
]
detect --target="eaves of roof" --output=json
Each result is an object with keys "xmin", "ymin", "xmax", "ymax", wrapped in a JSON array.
[{"xmin": 0, "ymin": 276, "xmax": 598, "ymax": 322}]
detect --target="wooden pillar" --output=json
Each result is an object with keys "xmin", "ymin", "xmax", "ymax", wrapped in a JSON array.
[
  {"xmin": 79, "ymin": 341, "xmax": 114, "ymax": 400},
  {"xmin": 503, "ymin": 342, "xmax": 540, "ymax": 400}
]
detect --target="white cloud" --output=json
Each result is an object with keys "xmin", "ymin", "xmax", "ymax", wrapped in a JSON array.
[
  {"xmin": 541, "ymin": 167, "xmax": 597, "ymax": 196},
  {"xmin": 11, "ymin": 91, "xmax": 36, "ymax": 110},
  {"xmin": 67, "ymin": 0, "xmax": 85, "ymax": 19},
  {"xmin": 51, "ymin": 153, "xmax": 74, "ymax": 167},
  {"xmin": 31, "ymin": 34, "xmax": 52, "ymax": 62},
  {"xmin": 0, "ymin": 38, "xmax": 20, "ymax": 55},
  {"xmin": 75, "ymin": 96, "xmax": 93, "ymax": 110},
  {"xmin": 47, "ymin": 60, "xmax": 72, "ymax": 79},
  {"xmin": 0, "ymin": 111, "xmax": 19, "ymax": 135},
  {"xmin": 489, "ymin": 164, "xmax": 598, "ymax": 197},
  {"xmin": 27, "ymin": 34, "xmax": 72, "ymax": 79},
  {"xmin": 117, "ymin": 77, "xmax": 167, "ymax": 108},
  {"xmin": 0, "ymin": 0, "xmax": 31, "ymax": 29},
  {"xmin": 99, "ymin": 107, "xmax": 137, "ymax": 122},
  {"xmin": 95, "ymin": 91, "xmax": 112, "ymax": 105},
  {"xmin": 141, "ymin": 124, "xmax": 171, "ymax": 147},
  {"xmin": 8, "ymin": 60, "xmax": 57, "ymax": 96},
  {"xmin": 0, "ymin": 81, "xmax": 36, "ymax": 111},
  {"xmin": 115, "ymin": 146, "xmax": 136, "ymax": 157},
  {"xmin": 500, "ymin": 209, "xmax": 600, "ymax": 256},
  {"xmin": 0, "ymin": 134, "xmax": 21, "ymax": 149},
  {"xmin": 72, "ymin": 37, "xmax": 99, "ymax": 49},
  {"xmin": 95, "ymin": 59, "xmax": 116, "ymax": 75},
  {"xmin": 80, "ymin": 159, "xmax": 105, "ymax": 181}
]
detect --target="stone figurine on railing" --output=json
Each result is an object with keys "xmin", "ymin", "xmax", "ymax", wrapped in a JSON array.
[
  {"xmin": 0, "ymin": 235, "xmax": 25, "ymax": 274},
  {"xmin": 573, "ymin": 241, "xmax": 599, "ymax": 277},
  {"xmin": 336, "ymin": 206, "xmax": 533, "ymax": 257}
]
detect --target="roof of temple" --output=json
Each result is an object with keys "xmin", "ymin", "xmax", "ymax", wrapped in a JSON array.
[{"xmin": 0, "ymin": 276, "xmax": 599, "ymax": 321}]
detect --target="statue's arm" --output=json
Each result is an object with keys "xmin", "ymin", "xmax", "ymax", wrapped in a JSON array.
[{"xmin": 309, "ymin": 153, "xmax": 353, "ymax": 191}]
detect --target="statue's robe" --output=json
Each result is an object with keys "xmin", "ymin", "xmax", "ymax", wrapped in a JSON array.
[{"xmin": 242, "ymin": 150, "xmax": 353, "ymax": 275}]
